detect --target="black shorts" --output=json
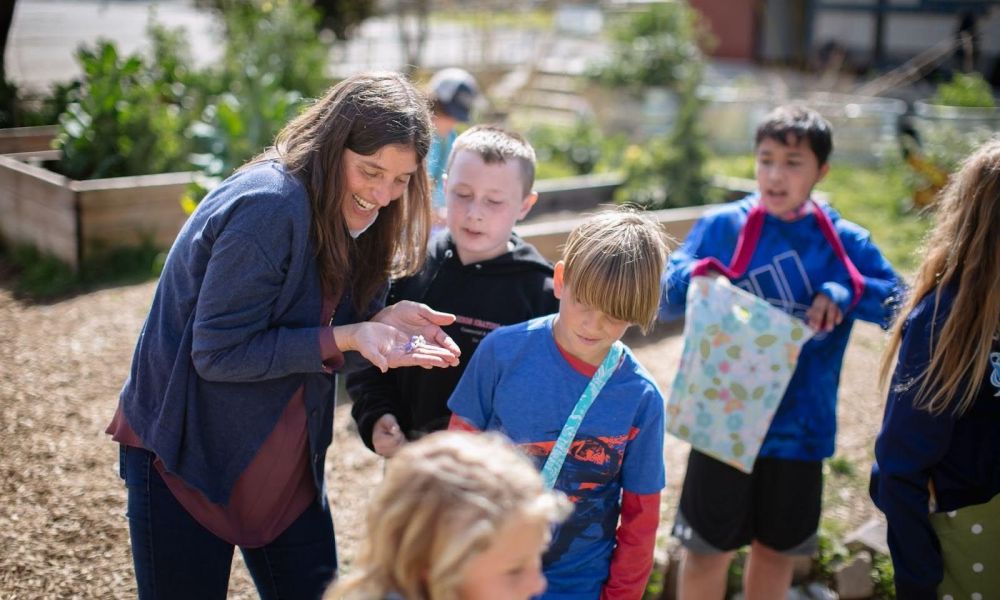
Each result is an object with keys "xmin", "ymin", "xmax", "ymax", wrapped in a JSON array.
[{"xmin": 673, "ymin": 449, "xmax": 823, "ymax": 555}]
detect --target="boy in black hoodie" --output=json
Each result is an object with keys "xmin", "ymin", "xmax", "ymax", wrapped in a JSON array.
[{"xmin": 348, "ymin": 125, "xmax": 558, "ymax": 457}]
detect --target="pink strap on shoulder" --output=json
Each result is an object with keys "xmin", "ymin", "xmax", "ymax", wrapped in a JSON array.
[
  {"xmin": 691, "ymin": 201, "xmax": 866, "ymax": 310},
  {"xmin": 691, "ymin": 204, "xmax": 766, "ymax": 279},
  {"xmin": 812, "ymin": 204, "xmax": 866, "ymax": 310}
]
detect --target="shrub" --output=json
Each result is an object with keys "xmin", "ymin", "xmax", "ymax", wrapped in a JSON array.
[
  {"xmin": 528, "ymin": 120, "xmax": 628, "ymax": 178},
  {"xmin": 190, "ymin": 0, "xmax": 332, "ymax": 181},
  {"xmin": 592, "ymin": 2, "xmax": 708, "ymax": 92},
  {"xmin": 55, "ymin": 40, "xmax": 193, "ymax": 180},
  {"xmin": 591, "ymin": 2, "xmax": 713, "ymax": 209},
  {"xmin": 931, "ymin": 72, "xmax": 996, "ymax": 108}
]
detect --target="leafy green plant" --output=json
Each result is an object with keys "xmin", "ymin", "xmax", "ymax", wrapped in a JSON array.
[
  {"xmin": 592, "ymin": 2, "xmax": 710, "ymax": 92},
  {"xmin": 813, "ymin": 524, "xmax": 850, "ymax": 583},
  {"xmin": 190, "ymin": 87, "xmax": 304, "ymax": 178},
  {"xmin": 725, "ymin": 545, "xmax": 750, "ymax": 595},
  {"xmin": 54, "ymin": 40, "xmax": 193, "ymax": 180},
  {"xmin": 189, "ymin": 0, "xmax": 331, "ymax": 180},
  {"xmin": 930, "ymin": 72, "xmax": 996, "ymax": 108},
  {"xmin": 218, "ymin": 0, "xmax": 331, "ymax": 100},
  {"xmin": 0, "ymin": 241, "xmax": 166, "ymax": 300},
  {"xmin": 872, "ymin": 551, "xmax": 896, "ymax": 599},
  {"xmin": 642, "ymin": 563, "xmax": 665, "ymax": 599},
  {"xmin": 591, "ymin": 2, "xmax": 713, "ymax": 209},
  {"xmin": 616, "ymin": 94, "xmax": 712, "ymax": 210},
  {"xmin": 528, "ymin": 120, "xmax": 627, "ymax": 178}
]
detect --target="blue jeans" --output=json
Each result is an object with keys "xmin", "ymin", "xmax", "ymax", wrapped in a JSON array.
[{"xmin": 119, "ymin": 445, "xmax": 337, "ymax": 599}]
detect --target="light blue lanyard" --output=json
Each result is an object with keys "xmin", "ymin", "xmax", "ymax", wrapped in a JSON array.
[{"xmin": 540, "ymin": 342, "xmax": 625, "ymax": 489}]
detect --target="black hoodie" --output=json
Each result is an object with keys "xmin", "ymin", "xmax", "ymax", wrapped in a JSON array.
[{"xmin": 348, "ymin": 232, "xmax": 558, "ymax": 451}]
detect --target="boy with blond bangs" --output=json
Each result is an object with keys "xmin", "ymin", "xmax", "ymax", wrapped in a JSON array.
[
  {"xmin": 661, "ymin": 105, "xmax": 903, "ymax": 600},
  {"xmin": 348, "ymin": 125, "xmax": 558, "ymax": 457},
  {"xmin": 448, "ymin": 208, "xmax": 668, "ymax": 600}
]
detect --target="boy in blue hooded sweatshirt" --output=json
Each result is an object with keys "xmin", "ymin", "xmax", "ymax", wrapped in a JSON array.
[{"xmin": 661, "ymin": 105, "xmax": 903, "ymax": 600}]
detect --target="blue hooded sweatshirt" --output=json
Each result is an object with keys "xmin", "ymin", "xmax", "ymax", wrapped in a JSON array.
[{"xmin": 661, "ymin": 195, "xmax": 903, "ymax": 460}]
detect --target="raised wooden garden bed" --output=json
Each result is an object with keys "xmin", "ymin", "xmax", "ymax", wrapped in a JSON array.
[
  {"xmin": 518, "ymin": 174, "xmax": 761, "ymax": 261},
  {"xmin": 0, "ymin": 151, "xmax": 195, "ymax": 271},
  {"xmin": 0, "ymin": 125, "xmax": 59, "ymax": 155},
  {"xmin": 517, "ymin": 204, "xmax": 710, "ymax": 263}
]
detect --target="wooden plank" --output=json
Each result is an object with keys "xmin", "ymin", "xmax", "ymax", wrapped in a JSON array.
[
  {"xmin": 81, "ymin": 201, "xmax": 188, "ymax": 226},
  {"xmin": 516, "ymin": 205, "xmax": 710, "ymax": 264},
  {"xmin": 3, "ymin": 149, "xmax": 61, "ymax": 163},
  {"xmin": 81, "ymin": 214, "xmax": 187, "ymax": 247},
  {"xmin": 0, "ymin": 161, "xmax": 76, "ymax": 222},
  {"xmin": 76, "ymin": 182, "xmax": 191, "ymax": 212},
  {"xmin": 0, "ymin": 154, "xmax": 79, "ymax": 269},
  {"xmin": 78, "ymin": 183, "xmax": 189, "ymax": 256},
  {"xmin": 72, "ymin": 171, "xmax": 196, "ymax": 193},
  {"xmin": 0, "ymin": 126, "xmax": 58, "ymax": 155},
  {"xmin": 0, "ymin": 154, "xmax": 67, "ymax": 187}
]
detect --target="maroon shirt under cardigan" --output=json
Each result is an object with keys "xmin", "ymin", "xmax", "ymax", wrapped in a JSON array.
[{"xmin": 107, "ymin": 298, "xmax": 345, "ymax": 548}]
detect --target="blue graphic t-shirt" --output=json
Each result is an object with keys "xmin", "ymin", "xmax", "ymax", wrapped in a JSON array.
[{"xmin": 448, "ymin": 315, "xmax": 666, "ymax": 599}]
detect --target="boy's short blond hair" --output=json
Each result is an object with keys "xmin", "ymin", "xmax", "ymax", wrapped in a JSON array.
[
  {"xmin": 446, "ymin": 124, "xmax": 536, "ymax": 197},
  {"xmin": 561, "ymin": 207, "xmax": 668, "ymax": 334}
]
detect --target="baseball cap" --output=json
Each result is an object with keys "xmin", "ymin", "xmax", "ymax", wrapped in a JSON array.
[{"xmin": 428, "ymin": 68, "xmax": 480, "ymax": 122}]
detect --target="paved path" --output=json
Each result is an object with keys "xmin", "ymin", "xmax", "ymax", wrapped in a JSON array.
[
  {"xmin": 8, "ymin": 0, "xmax": 219, "ymax": 92},
  {"xmin": 7, "ymin": 0, "xmax": 606, "ymax": 93}
]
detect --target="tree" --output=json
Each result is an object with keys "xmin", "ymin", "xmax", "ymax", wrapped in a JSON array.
[
  {"xmin": 1, "ymin": 0, "xmax": 18, "ymax": 127},
  {"xmin": 396, "ymin": 0, "xmax": 429, "ymax": 75}
]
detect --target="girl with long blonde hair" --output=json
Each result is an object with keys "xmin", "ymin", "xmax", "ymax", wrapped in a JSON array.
[{"xmin": 870, "ymin": 138, "xmax": 1000, "ymax": 599}]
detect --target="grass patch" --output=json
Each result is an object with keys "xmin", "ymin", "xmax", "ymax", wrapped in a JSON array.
[
  {"xmin": 826, "ymin": 455, "xmax": 857, "ymax": 478},
  {"xmin": 430, "ymin": 8, "xmax": 554, "ymax": 29},
  {"xmin": 706, "ymin": 155, "xmax": 932, "ymax": 273},
  {"xmin": 1, "ymin": 242, "xmax": 165, "ymax": 300}
]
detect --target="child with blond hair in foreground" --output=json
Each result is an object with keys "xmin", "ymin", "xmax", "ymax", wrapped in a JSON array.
[{"xmin": 327, "ymin": 431, "xmax": 570, "ymax": 600}]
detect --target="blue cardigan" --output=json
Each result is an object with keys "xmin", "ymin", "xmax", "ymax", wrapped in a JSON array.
[
  {"xmin": 660, "ymin": 196, "xmax": 903, "ymax": 460},
  {"xmin": 870, "ymin": 285, "xmax": 1000, "ymax": 599},
  {"xmin": 119, "ymin": 162, "xmax": 380, "ymax": 504}
]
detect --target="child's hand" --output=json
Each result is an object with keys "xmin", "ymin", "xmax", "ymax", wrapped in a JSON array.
[
  {"xmin": 372, "ymin": 413, "xmax": 406, "ymax": 457},
  {"xmin": 806, "ymin": 293, "xmax": 843, "ymax": 332}
]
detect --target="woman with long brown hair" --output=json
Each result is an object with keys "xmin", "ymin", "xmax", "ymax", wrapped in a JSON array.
[
  {"xmin": 871, "ymin": 139, "xmax": 1000, "ymax": 599},
  {"xmin": 106, "ymin": 72, "xmax": 461, "ymax": 599}
]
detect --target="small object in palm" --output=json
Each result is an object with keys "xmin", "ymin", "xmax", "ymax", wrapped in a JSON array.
[{"xmin": 403, "ymin": 335, "xmax": 426, "ymax": 354}]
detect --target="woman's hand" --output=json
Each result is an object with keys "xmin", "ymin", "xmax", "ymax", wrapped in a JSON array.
[
  {"xmin": 372, "ymin": 301, "xmax": 461, "ymax": 358},
  {"xmin": 337, "ymin": 321, "xmax": 459, "ymax": 373}
]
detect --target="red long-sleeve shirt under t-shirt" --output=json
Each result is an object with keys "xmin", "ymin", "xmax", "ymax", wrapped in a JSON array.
[{"xmin": 448, "ymin": 342, "xmax": 660, "ymax": 599}]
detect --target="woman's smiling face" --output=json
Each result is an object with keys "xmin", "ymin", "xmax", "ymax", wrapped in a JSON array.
[{"xmin": 341, "ymin": 145, "xmax": 418, "ymax": 235}]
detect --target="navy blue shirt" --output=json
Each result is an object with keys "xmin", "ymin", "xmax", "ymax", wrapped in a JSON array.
[
  {"xmin": 119, "ymin": 162, "xmax": 380, "ymax": 504},
  {"xmin": 870, "ymin": 285, "xmax": 1000, "ymax": 599}
]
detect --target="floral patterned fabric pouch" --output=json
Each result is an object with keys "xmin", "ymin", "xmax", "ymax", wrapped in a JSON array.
[
  {"xmin": 666, "ymin": 275, "xmax": 813, "ymax": 472},
  {"xmin": 663, "ymin": 201, "xmax": 861, "ymax": 473}
]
